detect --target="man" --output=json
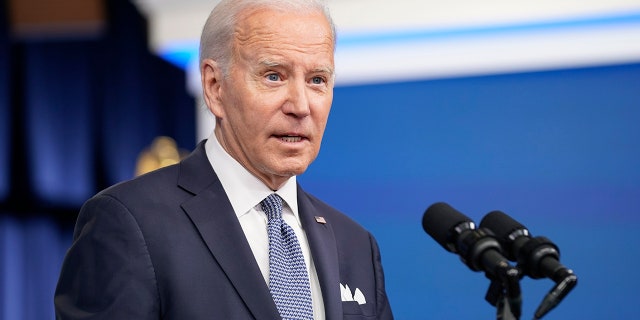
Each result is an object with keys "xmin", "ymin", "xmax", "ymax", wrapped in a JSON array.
[{"xmin": 54, "ymin": 0, "xmax": 393, "ymax": 319}]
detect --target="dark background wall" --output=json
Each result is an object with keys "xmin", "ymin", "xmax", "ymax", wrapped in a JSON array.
[{"xmin": 0, "ymin": 1, "xmax": 195, "ymax": 318}]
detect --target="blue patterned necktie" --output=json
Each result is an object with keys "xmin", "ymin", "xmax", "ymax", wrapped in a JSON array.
[{"xmin": 261, "ymin": 194, "xmax": 313, "ymax": 320}]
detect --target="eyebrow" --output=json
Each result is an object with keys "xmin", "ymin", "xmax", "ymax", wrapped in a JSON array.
[
  {"xmin": 313, "ymin": 66, "xmax": 335, "ymax": 76},
  {"xmin": 259, "ymin": 59, "xmax": 281, "ymax": 68},
  {"xmin": 259, "ymin": 59, "xmax": 334, "ymax": 76}
]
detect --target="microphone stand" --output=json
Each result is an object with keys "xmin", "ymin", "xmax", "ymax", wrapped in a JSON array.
[
  {"xmin": 485, "ymin": 265, "xmax": 522, "ymax": 320},
  {"xmin": 534, "ymin": 271, "xmax": 577, "ymax": 319}
]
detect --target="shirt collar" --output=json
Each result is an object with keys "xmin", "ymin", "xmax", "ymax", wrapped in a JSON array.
[{"xmin": 204, "ymin": 131, "xmax": 299, "ymax": 218}]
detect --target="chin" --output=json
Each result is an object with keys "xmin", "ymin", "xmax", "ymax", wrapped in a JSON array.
[
  {"xmin": 275, "ymin": 162, "xmax": 310, "ymax": 177},
  {"xmin": 267, "ymin": 152, "xmax": 317, "ymax": 176}
]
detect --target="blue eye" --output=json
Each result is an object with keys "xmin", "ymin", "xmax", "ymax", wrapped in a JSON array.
[
  {"xmin": 311, "ymin": 77, "xmax": 325, "ymax": 84},
  {"xmin": 266, "ymin": 74, "xmax": 280, "ymax": 81}
]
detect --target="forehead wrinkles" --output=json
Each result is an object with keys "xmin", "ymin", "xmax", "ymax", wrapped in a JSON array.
[
  {"xmin": 235, "ymin": 25, "xmax": 333, "ymax": 53},
  {"xmin": 232, "ymin": 10, "xmax": 334, "ymax": 59}
]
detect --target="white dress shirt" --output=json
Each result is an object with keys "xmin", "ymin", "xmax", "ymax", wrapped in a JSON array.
[{"xmin": 204, "ymin": 133, "xmax": 325, "ymax": 320}]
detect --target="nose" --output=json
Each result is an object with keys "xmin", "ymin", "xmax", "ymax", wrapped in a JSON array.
[{"xmin": 282, "ymin": 78, "xmax": 311, "ymax": 118}]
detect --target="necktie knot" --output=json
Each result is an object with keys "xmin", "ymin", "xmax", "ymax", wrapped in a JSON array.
[{"xmin": 261, "ymin": 193, "xmax": 284, "ymax": 221}]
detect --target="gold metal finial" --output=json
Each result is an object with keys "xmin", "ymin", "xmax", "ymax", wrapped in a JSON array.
[{"xmin": 135, "ymin": 136, "xmax": 186, "ymax": 176}]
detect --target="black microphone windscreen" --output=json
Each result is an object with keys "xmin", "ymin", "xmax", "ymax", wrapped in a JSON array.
[
  {"xmin": 480, "ymin": 210, "xmax": 526, "ymax": 241},
  {"xmin": 422, "ymin": 202, "xmax": 473, "ymax": 251}
]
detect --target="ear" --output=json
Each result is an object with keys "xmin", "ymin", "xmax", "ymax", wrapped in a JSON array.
[{"xmin": 201, "ymin": 59, "xmax": 225, "ymax": 118}]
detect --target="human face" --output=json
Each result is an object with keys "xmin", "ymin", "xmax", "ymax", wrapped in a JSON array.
[{"xmin": 201, "ymin": 7, "xmax": 335, "ymax": 190}]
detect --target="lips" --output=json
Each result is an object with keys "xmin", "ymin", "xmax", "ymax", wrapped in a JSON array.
[
  {"xmin": 274, "ymin": 133, "xmax": 308, "ymax": 143},
  {"xmin": 280, "ymin": 136, "xmax": 302, "ymax": 143}
]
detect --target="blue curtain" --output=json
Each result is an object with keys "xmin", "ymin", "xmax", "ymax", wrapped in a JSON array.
[
  {"xmin": 0, "ymin": 0, "xmax": 9, "ymax": 202},
  {"xmin": 22, "ymin": 41, "xmax": 97, "ymax": 207},
  {"xmin": 1, "ymin": 215, "xmax": 71, "ymax": 320},
  {"xmin": 0, "ymin": 0, "xmax": 195, "ymax": 319}
]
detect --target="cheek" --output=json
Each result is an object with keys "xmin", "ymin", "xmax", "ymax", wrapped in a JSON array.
[
  {"xmin": 316, "ymin": 91, "xmax": 333, "ymax": 115},
  {"xmin": 223, "ymin": 89, "xmax": 259, "ymax": 129},
  {"xmin": 314, "ymin": 102, "xmax": 332, "ymax": 131},
  {"xmin": 232, "ymin": 111, "xmax": 261, "ymax": 141},
  {"xmin": 233, "ymin": 105, "xmax": 273, "ymax": 145}
]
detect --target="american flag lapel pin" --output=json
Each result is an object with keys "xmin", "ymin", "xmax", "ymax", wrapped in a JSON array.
[{"xmin": 315, "ymin": 216, "xmax": 326, "ymax": 224}]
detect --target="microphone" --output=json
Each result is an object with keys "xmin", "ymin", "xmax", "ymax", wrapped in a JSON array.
[
  {"xmin": 422, "ymin": 202, "xmax": 508, "ymax": 275},
  {"xmin": 480, "ymin": 210, "xmax": 578, "ymax": 319},
  {"xmin": 422, "ymin": 202, "xmax": 521, "ymax": 319}
]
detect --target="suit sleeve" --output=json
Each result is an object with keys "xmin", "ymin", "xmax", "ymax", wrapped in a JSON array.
[
  {"xmin": 370, "ymin": 233, "xmax": 394, "ymax": 320},
  {"xmin": 54, "ymin": 194, "xmax": 160, "ymax": 319}
]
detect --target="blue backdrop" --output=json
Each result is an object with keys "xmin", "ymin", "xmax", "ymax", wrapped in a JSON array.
[{"xmin": 300, "ymin": 62, "xmax": 640, "ymax": 319}]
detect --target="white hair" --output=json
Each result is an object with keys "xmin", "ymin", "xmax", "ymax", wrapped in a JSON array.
[{"xmin": 199, "ymin": 0, "xmax": 336, "ymax": 75}]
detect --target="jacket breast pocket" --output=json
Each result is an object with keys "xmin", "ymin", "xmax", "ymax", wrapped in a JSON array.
[{"xmin": 342, "ymin": 301, "xmax": 376, "ymax": 319}]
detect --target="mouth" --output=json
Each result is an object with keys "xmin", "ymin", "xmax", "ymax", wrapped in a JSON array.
[{"xmin": 275, "ymin": 134, "xmax": 307, "ymax": 143}]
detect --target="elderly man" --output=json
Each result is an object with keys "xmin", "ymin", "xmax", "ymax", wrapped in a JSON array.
[{"xmin": 54, "ymin": 1, "xmax": 393, "ymax": 319}]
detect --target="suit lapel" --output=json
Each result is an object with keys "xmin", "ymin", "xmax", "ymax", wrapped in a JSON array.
[
  {"xmin": 178, "ymin": 142, "xmax": 280, "ymax": 320},
  {"xmin": 297, "ymin": 187, "xmax": 342, "ymax": 320}
]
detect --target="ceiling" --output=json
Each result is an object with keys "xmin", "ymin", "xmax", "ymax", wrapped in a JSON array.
[
  {"xmin": 133, "ymin": 0, "xmax": 640, "ymax": 49},
  {"xmin": 131, "ymin": 0, "xmax": 640, "ymax": 87},
  {"xmin": 130, "ymin": 0, "xmax": 640, "ymax": 140}
]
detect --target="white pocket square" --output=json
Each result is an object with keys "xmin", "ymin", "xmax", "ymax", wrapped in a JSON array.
[{"xmin": 340, "ymin": 283, "xmax": 366, "ymax": 305}]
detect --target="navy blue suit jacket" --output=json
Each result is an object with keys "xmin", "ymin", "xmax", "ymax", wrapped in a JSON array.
[{"xmin": 55, "ymin": 141, "xmax": 393, "ymax": 319}]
